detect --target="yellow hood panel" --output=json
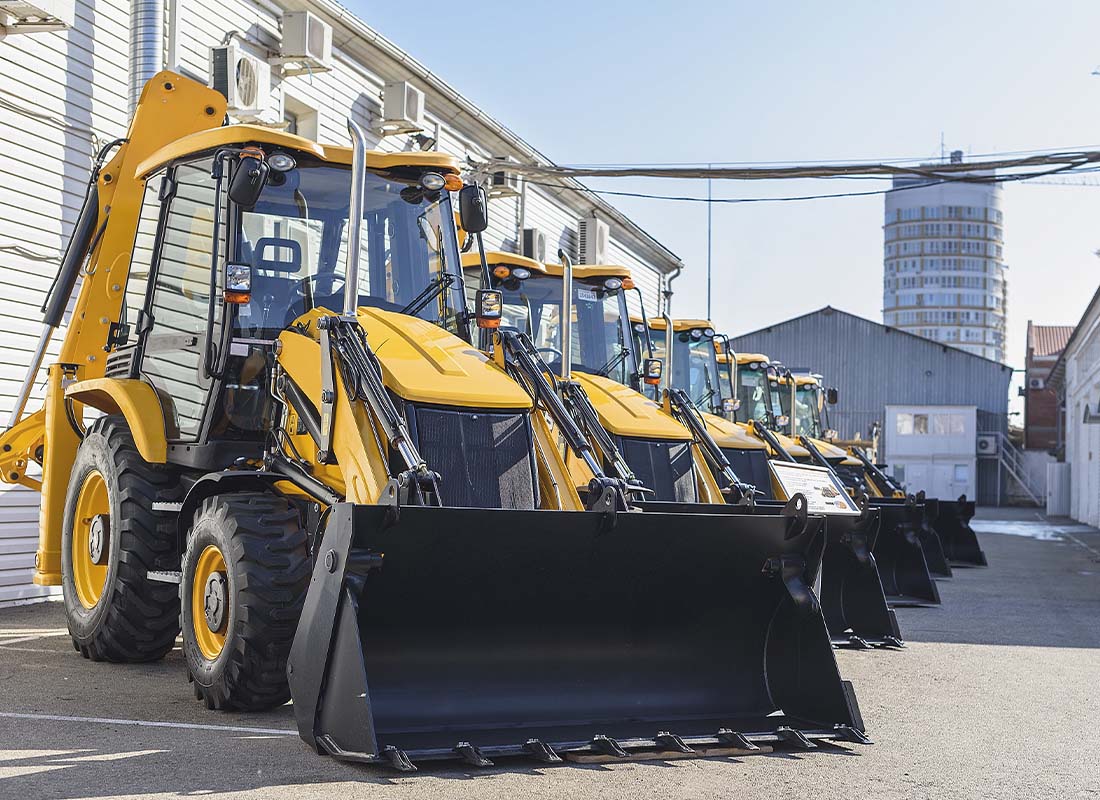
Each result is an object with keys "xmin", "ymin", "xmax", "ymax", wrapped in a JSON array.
[
  {"xmin": 702, "ymin": 414, "xmax": 768, "ymax": 451},
  {"xmin": 357, "ymin": 309, "xmax": 533, "ymax": 410},
  {"xmin": 808, "ymin": 437, "xmax": 850, "ymax": 461},
  {"xmin": 573, "ymin": 374, "xmax": 689, "ymax": 440}
]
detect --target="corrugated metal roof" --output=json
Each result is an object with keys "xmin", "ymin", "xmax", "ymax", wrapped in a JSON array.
[
  {"xmin": 1027, "ymin": 323, "xmax": 1074, "ymax": 358},
  {"xmin": 728, "ymin": 305, "xmax": 1012, "ymax": 445}
]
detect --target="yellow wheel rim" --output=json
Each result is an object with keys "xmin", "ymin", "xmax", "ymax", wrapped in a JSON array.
[
  {"xmin": 72, "ymin": 470, "xmax": 110, "ymax": 609},
  {"xmin": 191, "ymin": 545, "xmax": 229, "ymax": 661}
]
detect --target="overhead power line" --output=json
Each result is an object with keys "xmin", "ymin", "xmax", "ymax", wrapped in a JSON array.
[
  {"xmin": 517, "ymin": 162, "xmax": 1099, "ymax": 205},
  {"xmin": 478, "ymin": 150, "xmax": 1100, "ymax": 183}
]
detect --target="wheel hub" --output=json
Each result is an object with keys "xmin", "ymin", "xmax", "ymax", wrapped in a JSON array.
[
  {"xmin": 203, "ymin": 572, "xmax": 228, "ymax": 633},
  {"xmin": 87, "ymin": 514, "xmax": 110, "ymax": 565}
]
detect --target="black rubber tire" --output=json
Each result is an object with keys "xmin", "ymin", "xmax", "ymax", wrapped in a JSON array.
[
  {"xmin": 181, "ymin": 493, "xmax": 310, "ymax": 711},
  {"xmin": 61, "ymin": 415, "xmax": 181, "ymax": 662}
]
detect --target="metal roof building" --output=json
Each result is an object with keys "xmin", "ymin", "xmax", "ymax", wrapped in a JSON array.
[{"xmin": 728, "ymin": 306, "xmax": 1013, "ymax": 503}]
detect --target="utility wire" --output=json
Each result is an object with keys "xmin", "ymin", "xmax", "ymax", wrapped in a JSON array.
[
  {"xmin": 517, "ymin": 161, "xmax": 1094, "ymax": 205},
  {"xmin": 478, "ymin": 149, "xmax": 1100, "ymax": 183}
]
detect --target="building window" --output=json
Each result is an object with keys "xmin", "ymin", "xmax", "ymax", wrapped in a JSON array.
[{"xmin": 282, "ymin": 94, "xmax": 320, "ymax": 141}]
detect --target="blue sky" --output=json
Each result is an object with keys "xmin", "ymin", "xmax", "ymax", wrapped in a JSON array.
[{"xmin": 353, "ymin": 0, "xmax": 1100, "ymax": 374}]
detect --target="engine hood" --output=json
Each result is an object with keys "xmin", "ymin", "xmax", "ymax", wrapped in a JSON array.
[
  {"xmin": 701, "ymin": 414, "xmax": 768, "ymax": 451},
  {"xmin": 292, "ymin": 308, "xmax": 531, "ymax": 410},
  {"xmin": 573, "ymin": 373, "xmax": 690, "ymax": 441},
  {"xmin": 356, "ymin": 309, "xmax": 532, "ymax": 410}
]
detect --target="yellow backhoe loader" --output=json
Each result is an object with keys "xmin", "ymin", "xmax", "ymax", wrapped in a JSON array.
[{"xmin": 0, "ymin": 73, "xmax": 867, "ymax": 769}]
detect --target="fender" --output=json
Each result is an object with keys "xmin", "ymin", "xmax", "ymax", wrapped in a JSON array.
[{"xmin": 65, "ymin": 378, "xmax": 168, "ymax": 463}]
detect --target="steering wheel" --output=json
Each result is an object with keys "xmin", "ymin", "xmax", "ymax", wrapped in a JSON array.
[{"xmin": 536, "ymin": 346, "xmax": 563, "ymax": 361}]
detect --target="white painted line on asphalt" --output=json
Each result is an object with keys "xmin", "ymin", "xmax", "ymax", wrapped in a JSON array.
[
  {"xmin": 0, "ymin": 632, "xmax": 70, "ymax": 647},
  {"xmin": 1063, "ymin": 532, "xmax": 1100, "ymax": 560},
  {"xmin": 0, "ymin": 712, "xmax": 296, "ymax": 737}
]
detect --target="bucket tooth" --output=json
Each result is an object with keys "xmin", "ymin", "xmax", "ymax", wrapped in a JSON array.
[
  {"xmin": 523, "ymin": 738, "xmax": 562, "ymax": 763},
  {"xmin": 716, "ymin": 729, "xmax": 760, "ymax": 751},
  {"xmin": 655, "ymin": 732, "xmax": 695, "ymax": 754},
  {"xmin": 846, "ymin": 634, "xmax": 872, "ymax": 650},
  {"xmin": 453, "ymin": 742, "xmax": 494, "ymax": 767},
  {"xmin": 380, "ymin": 745, "xmax": 416, "ymax": 772},
  {"xmin": 882, "ymin": 635, "xmax": 905, "ymax": 648},
  {"xmin": 834, "ymin": 724, "xmax": 873, "ymax": 745},
  {"xmin": 776, "ymin": 726, "xmax": 817, "ymax": 750},
  {"xmin": 591, "ymin": 734, "xmax": 630, "ymax": 759}
]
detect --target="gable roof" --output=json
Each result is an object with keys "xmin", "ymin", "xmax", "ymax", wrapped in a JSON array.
[
  {"xmin": 1027, "ymin": 322, "xmax": 1074, "ymax": 358},
  {"xmin": 1047, "ymin": 284, "xmax": 1100, "ymax": 391},
  {"xmin": 731, "ymin": 306, "xmax": 1010, "ymax": 369}
]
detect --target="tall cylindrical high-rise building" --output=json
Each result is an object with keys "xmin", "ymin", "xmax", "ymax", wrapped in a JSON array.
[{"xmin": 882, "ymin": 152, "xmax": 1006, "ymax": 362}]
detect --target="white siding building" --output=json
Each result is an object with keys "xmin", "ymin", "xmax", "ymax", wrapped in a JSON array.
[
  {"xmin": 1048, "ymin": 286, "xmax": 1100, "ymax": 525},
  {"xmin": 883, "ymin": 151, "xmax": 1007, "ymax": 363},
  {"xmin": 0, "ymin": 0, "xmax": 683, "ymax": 603}
]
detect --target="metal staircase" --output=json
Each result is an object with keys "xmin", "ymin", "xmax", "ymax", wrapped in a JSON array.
[{"xmin": 990, "ymin": 432, "xmax": 1042, "ymax": 506}]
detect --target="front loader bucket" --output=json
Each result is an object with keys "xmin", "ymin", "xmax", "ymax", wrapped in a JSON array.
[
  {"xmin": 932, "ymin": 495, "xmax": 987, "ymax": 567},
  {"xmin": 645, "ymin": 501, "xmax": 900, "ymax": 650},
  {"xmin": 868, "ymin": 500, "xmax": 941, "ymax": 607},
  {"xmin": 817, "ymin": 511, "xmax": 903, "ymax": 649},
  {"xmin": 913, "ymin": 496, "xmax": 952, "ymax": 578},
  {"xmin": 288, "ymin": 503, "xmax": 867, "ymax": 769}
]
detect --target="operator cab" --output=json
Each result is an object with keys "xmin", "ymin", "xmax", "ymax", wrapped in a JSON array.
[
  {"xmin": 118, "ymin": 127, "xmax": 468, "ymax": 465},
  {"xmin": 462, "ymin": 254, "xmax": 638, "ymax": 386}
]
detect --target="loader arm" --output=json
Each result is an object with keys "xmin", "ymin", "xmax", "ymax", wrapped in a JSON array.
[
  {"xmin": 849, "ymin": 446, "xmax": 905, "ymax": 498},
  {"xmin": 496, "ymin": 329, "xmax": 636, "ymax": 510},
  {"xmin": 663, "ymin": 387, "xmax": 755, "ymax": 505},
  {"xmin": 275, "ymin": 312, "xmax": 439, "ymax": 507}
]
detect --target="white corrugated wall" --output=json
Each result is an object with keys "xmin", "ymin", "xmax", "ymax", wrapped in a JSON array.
[
  {"xmin": 0, "ymin": 0, "xmax": 130, "ymax": 602},
  {"xmin": 0, "ymin": 0, "xmax": 676, "ymax": 604}
]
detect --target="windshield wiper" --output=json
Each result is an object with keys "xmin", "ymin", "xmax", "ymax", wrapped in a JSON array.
[
  {"xmin": 595, "ymin": 346, "xmax": 630, "ymax": 378},
  {"xmin": 398, "ymin": 273, "xmax": 455, "ymax": 317},
  {"xmin": 694, "ymin": 386, "xmax": 716, "ymax": 409}
]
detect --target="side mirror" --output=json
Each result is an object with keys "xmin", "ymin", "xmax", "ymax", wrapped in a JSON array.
[
  {"xmin": 827, "ymin": 387, "xmax": 839, "ymax": 405},
  {"xmin": 224, "ymin": 262, "xmax": 252, "ymax": 304},
  {"xmin": 458, "ymin": 184, "xmax": 489, "ymax": 234},
  {"xmin": 228, "ymin": 154, "xmax": 269, "ymax": 209},
  {"xmin": 475, "ymin": 288, "xmax": 502, "ymax": 329},
  {"xmin": 642, "ymin": 357, "xmax": 663, "ymax": 386}
]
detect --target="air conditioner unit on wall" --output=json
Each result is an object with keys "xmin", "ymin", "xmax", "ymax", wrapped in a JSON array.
[
  {"xmin": 1028, "ymin": 376, "xmax": 1045, "ymax": 390},
  {"xmin": 210, "ymin": 43, "xmax": 271, "ymax": 121},
  {"xmin": 0, "ymin": 0, "xmax": 73, "ymax": 33},
  {"xmin": 277, "ymin": 11, "xmax": 333, "ymax": 74},
  {"xmin": 577, "ymin": 217, "xmax": 609, "ymax": 264},
  {"xmin": 976, "ymin": 433, "xmax": 999, "ymax": 457},
  {"xmin": 379, "ymin": 81, "xmax": 425, "ymax": 135},
  {"xmin": 522, "ymin": 228, "xmax": 547, "ymax": 262},
  {"xmin": 490, "ymin": 157, "xmax": 521, "ymax": 198}
]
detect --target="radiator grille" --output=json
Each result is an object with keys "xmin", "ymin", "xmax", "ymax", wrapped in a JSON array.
[
  {"xmin": 721, "ymin": 448, "xmax": 774, "ymax": 500},
  {"xmin": 618, "ymin": 438, "xmax": 696, "ymax": 503},
  {"xmin": 410, "ymin": 406, "xmax": 537, "ymax": 510}
]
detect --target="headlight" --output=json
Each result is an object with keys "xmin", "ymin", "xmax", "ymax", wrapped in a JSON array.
[
  {"xmin": 511, "ymin": 267, "xmax": 531, "ymax": 280},
  {"xmin": 604, "ymin": 277, "xmax": 623, "ymax": 290},
  {"xmin": 633, "ymin": 322, "xmax": 645, "ymax": 333},
  {"xmin": 690, "ymin": 329, "xmax": 703, "ymax": 340},
  {"xmin": 704, "ymin": 327, "xmax": 715, "ymax": 337},
  {"xmin": 420, "ymin": 173, "xmax": 446, "ymax": 191},
  {"xmin": 268, "ymin": 152, "xmax": 296, "ymax": 172}
]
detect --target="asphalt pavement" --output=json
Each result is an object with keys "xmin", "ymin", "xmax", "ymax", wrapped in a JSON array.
[{"xmin": 0, "ymin": 505, "xmax": 1097, "ymax": 799}]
